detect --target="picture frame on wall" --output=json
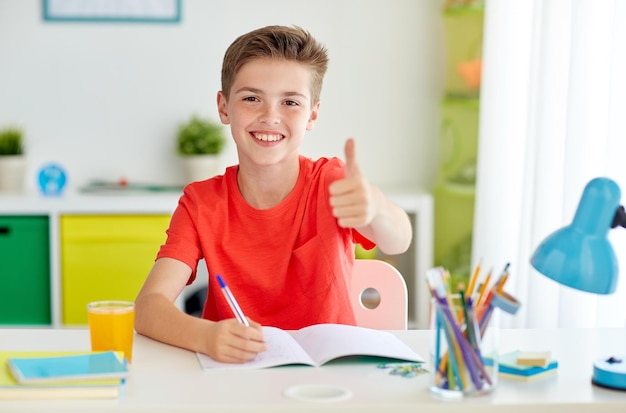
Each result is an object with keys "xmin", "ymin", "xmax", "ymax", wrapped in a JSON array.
[{"xmin": 42, "ymin": 0, "xmax": 182, "ymax": 23}]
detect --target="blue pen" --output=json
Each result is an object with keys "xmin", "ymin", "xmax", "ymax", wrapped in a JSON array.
[{"xmin": 216, "ymin": 274, "xmax": 250, "ymax": 327}]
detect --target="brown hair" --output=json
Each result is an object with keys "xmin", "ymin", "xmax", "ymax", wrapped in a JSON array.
[{"xmin": 221, "ymin": 25, "xmax": 328, "ymax": 104}]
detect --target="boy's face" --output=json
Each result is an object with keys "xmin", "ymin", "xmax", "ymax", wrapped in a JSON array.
[{"xmin": 217, "ymin": 58, "xmax": 320, "ymax": 167}]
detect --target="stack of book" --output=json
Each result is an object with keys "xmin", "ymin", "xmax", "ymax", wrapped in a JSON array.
[
  {"xmin": 0, "ymin": 351, "xmax": 129, "ymax": 400},
  {"xmin": 485, "ymin": 350, "xmax": 558, "ymax": 382}
]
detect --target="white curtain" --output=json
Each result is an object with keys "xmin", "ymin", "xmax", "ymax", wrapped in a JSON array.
[{"xmin": 473, "ymin": 0, "xmax": 626, "ymax": 328}]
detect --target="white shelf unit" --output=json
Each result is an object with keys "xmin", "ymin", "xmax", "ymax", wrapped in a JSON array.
[{"xmin": 0, "ymin": 189, "xmax": 433, "ymax": 329}]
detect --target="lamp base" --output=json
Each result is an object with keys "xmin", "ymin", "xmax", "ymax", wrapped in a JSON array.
[{"xmin": 592, "ymin": 355, "xmax": 626, "ymax": 391}]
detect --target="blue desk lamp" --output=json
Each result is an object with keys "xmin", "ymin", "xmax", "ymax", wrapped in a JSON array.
[{"xmin": 530, "ymin": 177, "xmax": 626, "ymax": 390}]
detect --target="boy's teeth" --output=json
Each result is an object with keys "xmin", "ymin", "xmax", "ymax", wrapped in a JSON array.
[{"xmin": 255, "ymin": 133, "xmax": 281, "ymax": 142}]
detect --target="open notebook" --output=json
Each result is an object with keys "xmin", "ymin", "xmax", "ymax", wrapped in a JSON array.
[{"xmin": 197, "ymin": 323, "xmax": 424, "ymax": 370}]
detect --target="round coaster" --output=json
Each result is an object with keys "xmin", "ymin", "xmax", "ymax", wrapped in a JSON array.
[{"xmin": 283, "ymin": 384, "xmax": 353, "ymax": 403}]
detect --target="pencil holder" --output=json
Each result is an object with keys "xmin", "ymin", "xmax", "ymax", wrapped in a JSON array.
[{"xmin": 429, "ymin": 294, "xmax": 498, "ymax": 398}]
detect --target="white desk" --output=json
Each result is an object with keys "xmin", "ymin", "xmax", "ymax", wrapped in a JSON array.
[{"xmin": 1, "ymin": 328, "xmax": 625, "ymax": 412}]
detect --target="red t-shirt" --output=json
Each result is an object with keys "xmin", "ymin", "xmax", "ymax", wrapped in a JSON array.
[{"xmin": 156, "ymin": 155, "xmax": 375, "ymax": 329}]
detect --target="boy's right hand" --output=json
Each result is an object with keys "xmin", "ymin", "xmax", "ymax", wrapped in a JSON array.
[{"xmin": 204, "ymin": 318, "xmax": 267, "ymax": 363}]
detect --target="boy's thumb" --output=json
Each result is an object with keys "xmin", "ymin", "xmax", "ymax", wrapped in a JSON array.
[{"xmin": 344, "ymin": 138, "xmax": 360, "ymax": 178}]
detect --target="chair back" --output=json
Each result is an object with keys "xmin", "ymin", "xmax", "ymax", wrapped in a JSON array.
[{"xmin": 349, "ymin": 259, "xmax": 408, "ymax": 330}]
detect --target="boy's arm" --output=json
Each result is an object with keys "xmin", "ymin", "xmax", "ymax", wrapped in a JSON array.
[
  {"xmin": 328, "ymin": 138, "xmax": 413, "ymax": 255},
  {"xmin": 134, "ymin": 257, "xmax": 266, "ymax": 363}
]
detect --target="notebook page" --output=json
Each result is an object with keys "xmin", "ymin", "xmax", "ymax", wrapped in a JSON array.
[
  {"xmin": 196, "ymin": 326, "xmax": 316, "ymax": 369},
  {"xmin": 291, "ymin": 324, "xmax": 424, "ymax": 366}
]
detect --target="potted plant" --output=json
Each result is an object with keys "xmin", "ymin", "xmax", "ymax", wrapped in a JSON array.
[
  {"xmin": 0, "ymin": 126, "xmax": 27, "ymax": 192},
  {"xmin": 176, "ymin": 116, "xmax": 227, "ymax": 183}
]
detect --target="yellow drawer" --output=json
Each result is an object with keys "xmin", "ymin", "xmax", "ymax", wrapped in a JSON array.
[
  {"xmin": 61, "ymin": 215, "xmax": 170, "ymax": 242},
  {"xmin": 60, "ymin": 215, "xmax": 170, "ymax": 325}
]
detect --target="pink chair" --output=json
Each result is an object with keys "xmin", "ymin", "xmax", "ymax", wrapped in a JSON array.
[{"xmin": 350, "ymin": 259, "xmax": 408, "ymax": 330}]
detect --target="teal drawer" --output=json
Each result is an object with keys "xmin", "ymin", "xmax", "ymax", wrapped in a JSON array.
[{"xmin": 0, "ymin": 215, "xmax": 51, "ymax": 324}]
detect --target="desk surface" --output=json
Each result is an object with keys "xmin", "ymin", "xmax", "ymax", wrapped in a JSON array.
[{"xmin": 1, "ymin": 328, "xmax": 625, "ymax": 412}]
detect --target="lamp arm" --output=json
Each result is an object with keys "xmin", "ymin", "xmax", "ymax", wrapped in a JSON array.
[{"xmin": 611, "ymin": 205, "xmax": 626, "ymax": 229}]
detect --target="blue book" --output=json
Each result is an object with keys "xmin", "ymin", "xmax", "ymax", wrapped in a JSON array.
[{"xmin": 7, "ymin": 351, "xmax": 129, "ymax": 385}]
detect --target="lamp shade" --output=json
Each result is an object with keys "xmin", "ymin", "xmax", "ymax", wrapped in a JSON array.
[{"xmin": 530, "ymin": 177, "xmax": 620, "ymax": 294}]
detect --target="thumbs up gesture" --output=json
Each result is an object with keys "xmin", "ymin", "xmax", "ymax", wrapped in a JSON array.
[{"xmin": 329, "ymin": 138, "xmax": 378, "ymax": 229}]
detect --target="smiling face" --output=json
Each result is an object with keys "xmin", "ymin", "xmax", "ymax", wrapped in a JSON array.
[{"xmin": 217, "ymin": 58, "xmax": 320, "ymax": 169}]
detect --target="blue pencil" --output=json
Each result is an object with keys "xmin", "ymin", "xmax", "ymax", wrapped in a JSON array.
[
  {"xmin": 439, "ymin": 306, "xmax": 464, "ymax": 390},
  {"xmin": 434, "ymin": 305, "xmax": 442, "ymax": 380}
]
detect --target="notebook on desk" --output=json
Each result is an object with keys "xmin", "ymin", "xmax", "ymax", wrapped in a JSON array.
[{"xmin": 0, "ymin": 351, "xmax": 127, "ymax": 400}]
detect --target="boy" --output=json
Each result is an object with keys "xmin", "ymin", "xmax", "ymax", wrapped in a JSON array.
[{"xmin": 135, "ymin": 25, "xmax": 412, "ymax": 364}]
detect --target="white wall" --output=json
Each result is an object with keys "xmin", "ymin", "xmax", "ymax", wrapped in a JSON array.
[{"xmin": 0, "ymin": 0, "xmax": 444, "ymax": 192}]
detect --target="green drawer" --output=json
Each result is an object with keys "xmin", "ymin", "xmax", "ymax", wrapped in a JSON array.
[{"xmin": 0, "ymin": 216, "xmax": 51, "ymax": 324}]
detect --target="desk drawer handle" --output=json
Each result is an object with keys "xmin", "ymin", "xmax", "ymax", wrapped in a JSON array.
[{"xmin": 0, "ymin": 226, "xmax": 10, "ymax": 235}]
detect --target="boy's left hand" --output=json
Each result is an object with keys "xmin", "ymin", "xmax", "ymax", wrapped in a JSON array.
[{"xmin": 329, "ymin": 138, "xmax": 379, "ymax": 229}]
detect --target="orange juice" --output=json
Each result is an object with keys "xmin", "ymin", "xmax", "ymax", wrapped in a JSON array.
[{"xmin": 87, "ymin": 301, "xmax": 135, "ymax": 362}]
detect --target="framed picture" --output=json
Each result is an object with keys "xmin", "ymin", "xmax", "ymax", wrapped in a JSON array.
[{"xmin": 42, "ymin": 0, "xmax": 182, "ymax": 23}]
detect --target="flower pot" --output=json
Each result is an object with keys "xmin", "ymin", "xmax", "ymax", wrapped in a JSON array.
[
  {"xmin": 181, "ymin": 155, "xmax": 222, "ymax": 184},
  {"xmin": 0, "ymin": 155, "xmax": 27, "ymax": 193}
]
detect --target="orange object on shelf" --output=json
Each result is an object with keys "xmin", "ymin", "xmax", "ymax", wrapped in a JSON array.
[{"xmin": 457, "ymin": 59, "xmax": 482, "ymax": 90}]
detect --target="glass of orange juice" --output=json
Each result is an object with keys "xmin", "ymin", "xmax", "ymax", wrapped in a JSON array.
[{"xmin": 87, "ymin": 300, "xmax": 135, "ymax": 363}]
